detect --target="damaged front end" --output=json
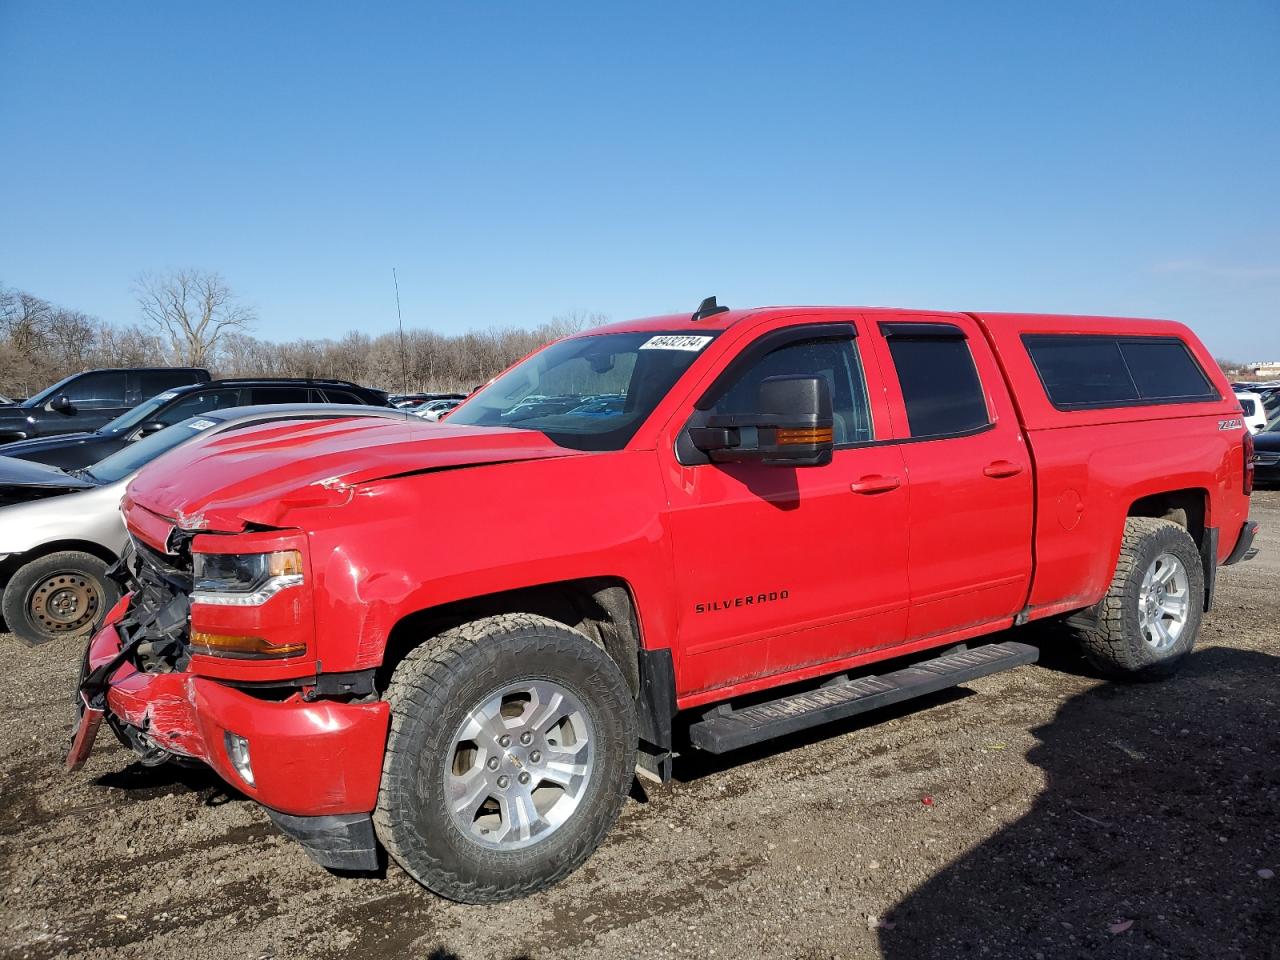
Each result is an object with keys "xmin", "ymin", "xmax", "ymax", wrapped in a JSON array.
[{"xmin": 67, "ymin": 529, "xmax": 389, "ymax": 871}]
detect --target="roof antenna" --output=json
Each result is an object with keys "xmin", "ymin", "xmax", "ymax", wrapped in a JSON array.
[
  {"xmin": 392, "ymin": 267, "xmax": 409, "ymax": 395},
  {"xmin": 691, "ymin": 295, "xmax": 730, "ymax": 322}
]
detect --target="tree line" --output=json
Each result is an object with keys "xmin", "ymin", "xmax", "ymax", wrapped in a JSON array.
[{"xmin": 0, "ymin": 272, "xmax": 602, "ymax": 399}]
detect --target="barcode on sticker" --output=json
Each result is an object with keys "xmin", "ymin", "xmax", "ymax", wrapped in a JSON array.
[{"xmin": 639, "ymin": 335, "xmax": 714, "ymax": 352}]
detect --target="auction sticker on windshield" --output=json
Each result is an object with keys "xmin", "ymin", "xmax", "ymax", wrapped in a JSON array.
[
  {"xmin": 639, "ymin": 335, "xmax": 714, "ymax": 351},
  {"xmin": 188, "ymin": 419, "xmax": 216, "ymax": 430}
]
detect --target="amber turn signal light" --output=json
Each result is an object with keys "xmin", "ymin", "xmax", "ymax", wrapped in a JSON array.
[
  {"xmin": 189, "ymin": 631, "xmax": 307, "ymax": 659},
  {"xmin": 776, "ymin": 427, "xmax": 833, "ymax": 445}
]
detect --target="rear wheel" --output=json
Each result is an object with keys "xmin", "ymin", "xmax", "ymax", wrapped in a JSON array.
[
  {"xmin": 1073, "ymin": 518, "xmax": 1203, "ymax": 679},
  {"xmin": 2, "ymin": 551, "xmax": 118, "ymax": 648},
  {"xmin": 374, "ymin": 613, "xmax": 637, "ymax": 902}
]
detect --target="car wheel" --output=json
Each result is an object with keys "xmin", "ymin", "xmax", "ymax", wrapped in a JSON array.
[
  {"xmin": 374, "ymin": 613, "xmax": 637, "ymax": 902},
  {"xmin": 1, "ymin": 551, "xmax": 119, "ymax": 648},
  {"xmin": 1073, "ymin": 518, "xmax": 1203, "ymax": 680}
]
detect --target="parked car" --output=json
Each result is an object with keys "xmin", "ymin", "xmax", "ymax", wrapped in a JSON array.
[
  {"xmin": 0, "ymin": 393, "xmax": 17, "ymax": 406},
  {"xmin": 71, "ymin": 304, "xmax": 1256, "ymax": 903},
  {"xmin": 389, "ymin": 392, "xmax": 467, "ymax": 409},
  {"xmin": 413, "ymin": 399, "xmax": 463, "ymax": 421},
  {"xmin": 1234, "ymin": 391, "xmax": 1269, "ymax": 434},
  {"xmin": 1252, "ymin": 422, "xmax": 1280, "ymax": 486},
  {"xmin": 0, "ymin": 404, "xmax": 411, "ymax": 647},
  {"xmin": 0, "ymin": 368, "xmax": 210, "ymax": 444},
  {"xmin": 0, "ymin": 377, "xmax": 392, "ymax": 471}
]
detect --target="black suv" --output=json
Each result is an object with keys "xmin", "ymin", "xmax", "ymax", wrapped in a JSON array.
[
  {"xmin": 0, "ymin": 378, "xmax": 392, "ymax": 470},
  {"xmin": 0, "ymin": 368, "xmax": 210, "ymax": 444}
]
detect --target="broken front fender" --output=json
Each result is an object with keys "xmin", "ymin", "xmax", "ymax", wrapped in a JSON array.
[{"xmin": 80, "ymin": 621, "xmax": 390, "ymax": 816}]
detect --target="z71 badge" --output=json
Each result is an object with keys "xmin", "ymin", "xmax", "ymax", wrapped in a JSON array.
[{"xmin": 1219, "ymin": 418, "xmax": 1243, "ymax": 431}]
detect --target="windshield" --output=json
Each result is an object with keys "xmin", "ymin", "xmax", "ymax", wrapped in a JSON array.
[
  {"xmin": 86, "ymin": 415, "xmax": 224, "ymax": 484},
  {"xmin": 446, "ymin": 331, "xmax": 718, "ymax": 450}
]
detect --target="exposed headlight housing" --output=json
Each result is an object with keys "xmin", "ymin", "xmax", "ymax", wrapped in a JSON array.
[{"xmin": 191, "ymin": 550, "xmax": 304, "ymax": 606}]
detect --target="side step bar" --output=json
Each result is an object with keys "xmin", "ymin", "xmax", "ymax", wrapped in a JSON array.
[{"xmin": 687, "ymin": 641, "xmax": 1039, "ymax": 754}]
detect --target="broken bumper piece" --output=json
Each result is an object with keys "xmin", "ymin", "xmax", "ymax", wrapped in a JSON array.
[
  {"xmin": 74, "ymin": 617, "xmax": 391, "ymax": 828},
  {"xmin": 266, "ymin": 810, "xmax": 380, "ymax": 871}
]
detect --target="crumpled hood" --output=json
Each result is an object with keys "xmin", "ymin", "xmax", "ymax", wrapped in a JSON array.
[
  {"xmin": 0, "ymin": 454, "xmax": 95, "ymax": 493},
  {"xmin": 125, "ymin": 417, "xmax": 581, "ymax": 533}
]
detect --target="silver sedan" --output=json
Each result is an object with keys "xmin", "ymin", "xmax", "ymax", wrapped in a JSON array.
[{"xmin": 0, "ymin": 404, "xmax": 414, "ymax": 646}]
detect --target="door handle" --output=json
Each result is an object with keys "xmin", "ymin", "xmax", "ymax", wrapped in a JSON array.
[
  {"xmin": 983, "ymin": 460, "xmax": 1024, "ymax": 479},
  {"xmin": 850, "ymin": 474, "xmax": 902, "ymax": 495}
]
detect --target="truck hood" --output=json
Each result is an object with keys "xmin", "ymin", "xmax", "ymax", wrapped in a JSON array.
[
  {"xmin": 0, "ymin": 454, "xmax": 96, "ymax": 503},
  {"xmin": 125, "ymin": 417, "xmax": 582, "ymax": 533}
]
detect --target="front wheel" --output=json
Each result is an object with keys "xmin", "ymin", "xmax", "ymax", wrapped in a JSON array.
[
  {"xmin": 374, "ymin": 614, "xmax": 637, "ymax": 902},
  {"xmin": 2, "ymin": 551, "xmax": 119, "ymax": 648},
  {"xmin": 1073, "ymin": 517, "xmax": 1204, "ymax": 680}
]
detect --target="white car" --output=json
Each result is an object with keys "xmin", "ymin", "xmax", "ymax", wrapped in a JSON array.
[
  {"xmin": 408, "ymin": 398, "xmax": 463, "ymax": 421},
  {"xmin": 1234, "ymin": 391, "xmax": 1268, "ymax": 434},
  {"xmin": 0, "ymin": 403, "xmax": 410, "ymax": 646}
]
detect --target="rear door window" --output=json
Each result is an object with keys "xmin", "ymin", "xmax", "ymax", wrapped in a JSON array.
[
  {"xmin": 319, "ymin": 389, "xmax": 365, "ymax": 404},
  {"xmin": 880, "ymin": 326, "xmax": 990, "ymax": 437},
  {"xmin": 1023, "ymin": 335, "xmax": 1218, "ymax": 409}
]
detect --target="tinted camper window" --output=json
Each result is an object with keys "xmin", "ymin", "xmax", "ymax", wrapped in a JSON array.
[{"xmin": 1023, "ymin": 335, "xmax": 1218, "ymax": 409}]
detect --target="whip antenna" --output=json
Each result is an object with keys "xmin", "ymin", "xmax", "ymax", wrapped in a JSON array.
[{"xmin": 392, "ymin": 267, "xmax": 409, "ymax": 395}]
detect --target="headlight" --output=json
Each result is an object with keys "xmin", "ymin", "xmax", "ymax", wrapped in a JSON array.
[{"xmin": 190, "ymin": 549, "xmax": 304, "ymax": 606}]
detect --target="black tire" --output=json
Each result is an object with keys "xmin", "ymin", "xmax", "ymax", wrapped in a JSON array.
[
  {"xmin": 374, "ymin": 613, "xmax": 638, "ymax": 903},
  {"xmin": 1, "ymin": 551, "xmax": 119, "ymax": 648},
  {"xmin": 1074, "ymin": 518, "xmax": 1204, "ymax": 680}
]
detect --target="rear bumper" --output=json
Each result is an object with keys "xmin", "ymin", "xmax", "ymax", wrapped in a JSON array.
[
  {"xmin": 86, "ymin": 619, "xmax": 390, "ymax": 817},
  {"xmin": 1223, "ymin": 519, "xmax": 1259, "ymax": 566}
]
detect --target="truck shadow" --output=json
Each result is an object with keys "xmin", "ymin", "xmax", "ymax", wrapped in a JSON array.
[
  {"xmin": 95, "ymin": 759, "xmax": 248, "ymax": 807},
  {"xmin": 877, "ymin": 646, "xmax": 1280, "ymax": 959}
]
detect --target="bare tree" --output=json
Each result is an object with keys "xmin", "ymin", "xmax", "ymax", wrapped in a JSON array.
[
  {"xmin": 1215, "ymin": 357, "xmax": 1247, "ymax": 377},
  {"xmin": 135, "ymin": 270, "xmax": 255, "ymax": 367},
  {"xmin": 0, "ymin": 279, "xmax": 608, "ymax": 398}
]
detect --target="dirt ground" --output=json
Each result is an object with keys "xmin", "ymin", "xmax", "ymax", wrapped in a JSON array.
[{"xmin": 2, "ymin": 493, "xmax": 1277, "ymax": 960}]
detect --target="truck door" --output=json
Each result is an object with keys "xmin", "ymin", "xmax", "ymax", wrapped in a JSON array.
[
  {"xmin": 660, "ymin": 320, "xmax": 910, "ymax": 698},
  {"xmin": 867, "ymin": 315, "xmax": 1034, "ymax": 642}
]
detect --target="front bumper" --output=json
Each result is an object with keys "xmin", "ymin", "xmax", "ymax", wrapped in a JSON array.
[{"xmin": 81, "ymin": 616, "xmax": 390, "ymax": 818}]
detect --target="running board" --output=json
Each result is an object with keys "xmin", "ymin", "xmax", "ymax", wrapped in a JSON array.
[{"xmin": 687, "ymin": 641, "xmax": 1039, "ymax": 754}]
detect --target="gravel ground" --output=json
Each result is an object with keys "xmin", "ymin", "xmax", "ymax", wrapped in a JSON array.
[{"xmin": 2, "ymin": 492, "xmax": 1276, "ymax": 960}]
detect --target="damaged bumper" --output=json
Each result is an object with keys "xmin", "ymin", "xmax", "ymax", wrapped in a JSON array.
[{"xmin": 69, "ymin": 608, "xmax": 390, "ymax": 867}]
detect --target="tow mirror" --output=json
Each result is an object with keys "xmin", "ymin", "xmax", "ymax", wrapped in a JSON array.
[
  {"xmin": 48, "ymin": 394, "xmax": 73, "ymax": 414},
  {"xmin": 689, "ymin": 375, "xmax": 834, "ymax": 467}
]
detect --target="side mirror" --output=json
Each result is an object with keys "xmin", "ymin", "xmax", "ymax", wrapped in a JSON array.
[
  {"xmin": 136, "ymin": 421, "xmax": 167, "ymax": 437},
  {"xmin": 48, "ymin": 394, "xmax": 73, "ymax": 413},
  {"xmin": 689, "ymin": 375, "xmax": 835, "ymax": 467}
]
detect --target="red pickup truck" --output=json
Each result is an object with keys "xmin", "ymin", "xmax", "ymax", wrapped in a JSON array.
[{"xmin": 70, "ymin": 301, "xmax": 1258, "ymax": 903}]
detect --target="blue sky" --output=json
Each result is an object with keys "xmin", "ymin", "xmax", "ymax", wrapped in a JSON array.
[{"xmin": 2, "ymin": 1, "xmax": 1277, "ymax": 359}]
